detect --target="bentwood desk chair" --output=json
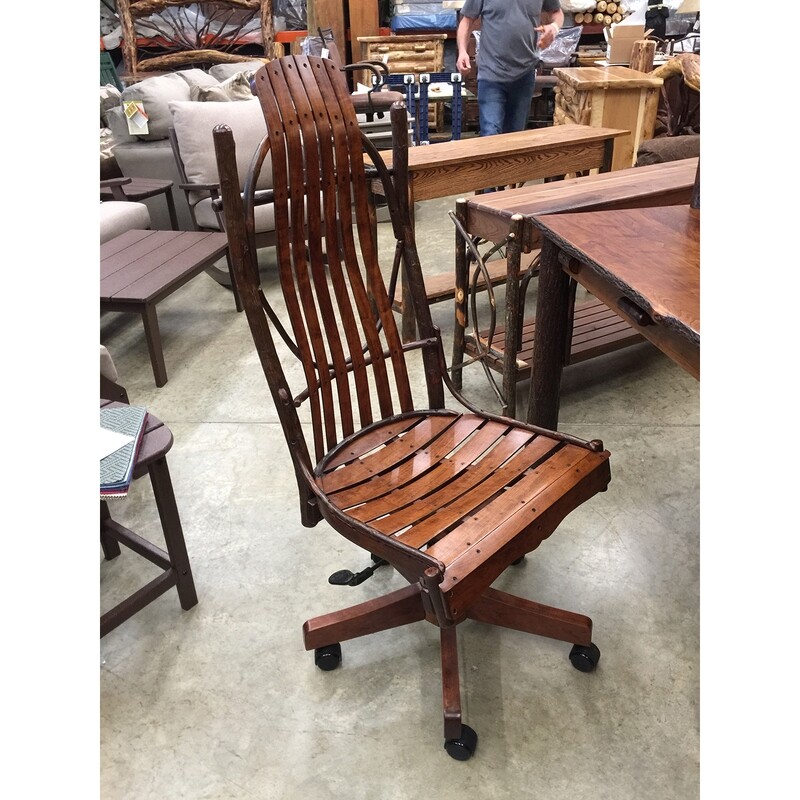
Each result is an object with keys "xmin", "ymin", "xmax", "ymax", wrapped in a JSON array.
[{"xmin": 212, "ymin": 55, "xmax": 612, "ymax": 760}]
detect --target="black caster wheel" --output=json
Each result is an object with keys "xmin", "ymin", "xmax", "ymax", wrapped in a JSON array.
[
  {"xmin": 314, "ymin": 643, "xmax": 342, "ymax": 671},
  {"xmin": 511, "ymin": 556, "xmax": 525, "ymax": 566},
  {"xmin": 569, "ymin": 642, "xmax": 601, "ymax": 673},
  {"xmin": 444, "ymin": 724, "xmax": 478, "ymax": 761}
]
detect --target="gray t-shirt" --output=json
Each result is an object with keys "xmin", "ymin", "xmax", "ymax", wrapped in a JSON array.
[{"xmin": 461, "ymin": 0, "xmax": 562, "ymax": 83}]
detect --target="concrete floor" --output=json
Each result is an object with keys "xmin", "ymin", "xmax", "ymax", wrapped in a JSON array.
[{"xmin": 100, "ymin": 193, "xmax": 699, "ymax": 799}]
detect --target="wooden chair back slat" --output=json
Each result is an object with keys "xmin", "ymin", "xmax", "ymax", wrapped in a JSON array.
[{"xmin": 234, "ymin": 55, "xmax": 417, "ymax": 464}]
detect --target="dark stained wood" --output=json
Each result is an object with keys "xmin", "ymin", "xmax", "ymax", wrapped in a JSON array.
[
  {"xmin": 101, "ymin": 230, "xmax": 231, "ymax": 386},
  {"xmin": 529, "ymin": 205, "xmax": 700, "ymax": 429},
  {"xmin": 100, "ymin": 401, "xmax": 197, "ymax": 637},
  {"xmin": 453, "ymin": 157, "xmax": 698, "ymax": 417},
  {"xmin": 100, "ymin": 177, "xmax": 178, "ymax": 230},
  {"xmin": 372, "ymin": 123, "xmax": 628, "ymax": 341},
  {"xmin": 211, "ymin": 55, "xmax": 613, "ymax": 755}
]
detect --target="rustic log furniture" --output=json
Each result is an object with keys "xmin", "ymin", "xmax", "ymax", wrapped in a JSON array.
[
  {"xmin": 212, "ymin": 55, "xmax": 612, "ymax": 760},
  {"xmin": 528, "ymin": 203, "xmax": 700, "ymax": 429},
  {"xmin": 452, "ymin": 157, "xmax": 699, "ymax": 417},
  {"xmin": 114, "ymin": 0, "xmax": 277, "ymax": 81},
  {"xmin": 371, "ymin": 123, "xmax": 629, "ymax": 341},
  {"xmin": 101, "ymin": 229, "xmax": 232, "ymax": 387},
  {"xmin": 100, "ymin": 399, "xmax": 198, "ymax": 637},
  {"xmin": 553, "ymin": 66, "xmax": 663, "ymax": 171}
]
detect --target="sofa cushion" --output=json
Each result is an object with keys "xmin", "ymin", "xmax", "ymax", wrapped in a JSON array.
[
  {"xmin": 121, "ymin": 73, "xmax": 192, "ymax": 141},
  {"xmin": 193, "ymin": 195, "xmax": 276, "ymax": 233},
  {"xmin": 169, "ymin": 98, "xmax": 273, "ymax": 206},
  {"xmin": 100, "ymin": 201, "xmax": 151, "ymax": 244},
  {"xmin": 635, "ymin": 135, "xmax": 700, "ymax": 167},
  {"xmin": 175, "ymin": 68, "xmax": 220, "ymax": 90},
  {"xmin": 208, "ymin": 60, "xmax": 266, "ymax": 82},
  {"xmin": 189, "ymin": 71, "xmax": 254, "ymax": 102}
]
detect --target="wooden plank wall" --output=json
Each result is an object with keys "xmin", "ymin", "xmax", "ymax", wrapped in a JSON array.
[
  {"xmin": 307, "ymin": 0, "xmax": 347, "ymax": 62},
  {"xmin": 307, "ymin": 0, "xmax": 379, "ymax": 64}
]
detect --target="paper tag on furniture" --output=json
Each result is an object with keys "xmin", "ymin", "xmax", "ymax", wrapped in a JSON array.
[{"xmin": 124, "ymin": 100, "xmax": 149, "ymax": 136}]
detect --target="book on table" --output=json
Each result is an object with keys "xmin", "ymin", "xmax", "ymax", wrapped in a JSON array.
[{"xmin": 100, "ymin": 405, "xmax": 148, "ymax": 498}]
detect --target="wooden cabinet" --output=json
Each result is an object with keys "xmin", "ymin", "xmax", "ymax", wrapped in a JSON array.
[
  {"xmin": 553, "ymin": 66, "xmax": 662, "ymax": 170},
  {"xmin": 358, "ymin": 34, "xmax": 447, "ymax": 130}
]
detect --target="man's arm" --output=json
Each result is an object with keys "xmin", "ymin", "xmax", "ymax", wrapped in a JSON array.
[
  {"xmin": 538, "ymin": 9, "xmax": 565, "ymax": 50},
  {"xmin": 456, "ymin": 15, "xmax": 479, "ymax": 73}
]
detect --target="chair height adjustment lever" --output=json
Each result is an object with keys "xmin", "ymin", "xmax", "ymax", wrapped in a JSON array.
[{"xmin": 328, "ymin": 557, "xmax": 388, "ymax": 587}]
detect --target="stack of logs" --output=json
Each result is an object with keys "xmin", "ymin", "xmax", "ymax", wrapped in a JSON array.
[{"xmin": 573, "ymin": 2, "xmax": 629, "ymax": 26}]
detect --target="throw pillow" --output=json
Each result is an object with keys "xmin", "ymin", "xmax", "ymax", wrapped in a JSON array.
[
  {"xmin": 190, "ymin": 85, "xmax": 233, "ymax": 102},
  {"xmin": 121, "ymin": 73, "xmax": 191, "ymax": 141},
  {"xmin": 189, "ymin": 72, "xmax": 253, "ymax": 102},
  {"xmin": 208, "ymin": 60, "xmax": 266, "ymax": 82},
  {"xmin": 176, "ymin": 68, "xmax": 220, "ymax": 90}
]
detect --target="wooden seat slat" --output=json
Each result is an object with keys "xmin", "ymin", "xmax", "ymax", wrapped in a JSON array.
[
  {"xmin": 393, "ymin": 434, "xmax": 562, "ymax": 548},
  {"xmin": 341, "ymin": 419, "xmax": 532, "ymax": 521},
  {"xmin": 428, "ymin": 446, "xmax": 600, "ymax": 566},
  {"xmin": 365, "ymin": 426, "xmax": 546, "ymax": 534}
]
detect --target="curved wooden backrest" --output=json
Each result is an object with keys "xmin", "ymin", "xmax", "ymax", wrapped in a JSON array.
[{"xmin": 214, "ymin": 56, "xmax": 446, "ymax": 499}]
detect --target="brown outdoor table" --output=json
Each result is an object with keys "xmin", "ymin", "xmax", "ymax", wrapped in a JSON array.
[
  {"xmin": 100, "ymin": 399, "xmax": 198, "ymax": 637},
  {"xmin": 100, "ymin": 177, "xmax": 179, "ymax": 230},
  {"xmin": 372, "ymin": 122, "xmax": 629, "ymax": 340},
  {"xmin": 528, "ymin": 204, "xmax": 700, "ymax": 429},
  {"xmin": 454, "ymin": 157, "xmax": 698, "ymax": 417},
  {"xmin": 101, "ymin": 229, "xmax": 231, "ymax": 387}
]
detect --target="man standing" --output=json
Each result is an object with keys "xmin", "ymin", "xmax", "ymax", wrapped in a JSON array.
[{"xmin": 456, "ymin": 0, "xmax": 564, "ymax": 136}]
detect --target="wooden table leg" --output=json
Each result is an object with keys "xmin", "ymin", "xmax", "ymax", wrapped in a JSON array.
[
  {"xmin": 501, "ymin": 215, "xmax": 524, "ymax": 419},
  {"xmin": 148, "ymin": 455, "xmax": 198, "ymax": 611},
  {"xmin": 141, "ymin": 303, "xmax": 168, "ymax": 387},
  {"xmin": 451, "ymin": 199, "xmax": 469, "ymax": 391},
  {"xmin": 100, "ymin": 500, "xmax": 121, "ymax": 560},
  {"xmin": 164, "ymin": 186, "xmax": 179, "ymax": 231},
  {"xmin": 527, "ymin": 236, "xmax": 572, "ymax": 430},
  {"xmin": 401, "ymin": 186, "xmax": 417, "ymax": 343}
]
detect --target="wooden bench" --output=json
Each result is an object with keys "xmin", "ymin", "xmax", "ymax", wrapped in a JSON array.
[
  {"xmin": 101, "ymin": 229, "xmax": 231, "ymax": 387},
  {"xmin": 453, "ymin": 157, "xmax": 699, "ymax": 417}
]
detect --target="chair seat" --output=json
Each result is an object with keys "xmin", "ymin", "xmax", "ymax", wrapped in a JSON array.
[
  {"xmin": 318, "ymin": 410, "xmax": 610, "ymax": 618},
  {"xmin": 193, "ymin": 195, "xmax": 277, "ymax": 232},
  {"xmin": 100, "ymin": 201, "xmax": 151, "ymax": 244}
]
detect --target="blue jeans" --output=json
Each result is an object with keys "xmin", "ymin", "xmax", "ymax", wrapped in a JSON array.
[{"xmin": 477, "ymin": 72, "xmax": 537, "ymax": 136}]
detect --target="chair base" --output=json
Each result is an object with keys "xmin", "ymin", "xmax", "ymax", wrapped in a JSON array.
[{"xmin": 302, "ymin": 580, "xmax": 597, "ymax": 759}]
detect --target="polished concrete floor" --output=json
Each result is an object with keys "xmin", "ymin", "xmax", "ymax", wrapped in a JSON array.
[{"xmin": 100, "ymin": 194, "xmax": 700, "ymax": 799}]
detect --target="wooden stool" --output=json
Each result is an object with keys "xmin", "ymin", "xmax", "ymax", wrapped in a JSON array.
[{"xmin": 100, "ymin": 400, "xmax": 198, "ymax": 637}]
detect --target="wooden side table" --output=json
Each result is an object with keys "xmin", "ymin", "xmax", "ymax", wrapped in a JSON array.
[
  {"xmin": 100, "ymin": 400, "xmax": 198, "ymax": 637},
  {"xmin": 100, "ymin": 177, "xmax": 179, "ymax": 231},
  {"xmin": 553, "ymin": 66, "xmax": 663, "ymax": 170}
]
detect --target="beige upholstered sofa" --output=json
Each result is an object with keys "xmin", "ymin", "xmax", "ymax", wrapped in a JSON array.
[{"xmin": 105, "ymin": 61, "xmax": 269, "ymax": 230}]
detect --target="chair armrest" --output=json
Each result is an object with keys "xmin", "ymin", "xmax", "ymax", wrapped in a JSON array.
[
  {"xmin": 212, "ymin": 189, "xmax": 275, "ymax": 213},
  {"xmin": 101, "ymin": 176, "xmax": 133, "ymax": 201},
  {"xmin": 178, "ymin": 181, "xmax": 220, "ymax": 193}
]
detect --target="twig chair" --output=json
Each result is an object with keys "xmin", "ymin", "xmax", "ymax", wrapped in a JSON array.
[{"xmin": 212, "ymin": 54, "xmax": 612, "ymax": 760}]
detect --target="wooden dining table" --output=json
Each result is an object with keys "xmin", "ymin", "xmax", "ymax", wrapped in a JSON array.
[
  {"xmin": 527, "ymin": 203, "xmax": 700, "ymax": 429},
  {"xmin": 452, "ymin": 157, "xmax": 699, "ymax": 417}
]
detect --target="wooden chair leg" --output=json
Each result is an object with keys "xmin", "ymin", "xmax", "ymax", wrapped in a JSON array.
[
  {"xmin": 466, "ymin": 586, "xmax": 592, "ymax": 646},
  {"xmin": 100, "ymin": 500, "xmax": 121, "ymax": 560},
  {"xmin": 440, "ymin": 625, "xmax": 462, "ymax": 741},
  {"xmin": 148, "ymin": 455, "xmax": 198, "ymax": 611},
  {"xmin": 302, "ymin": 583, "xmax": 427, "ymax": 650}
]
